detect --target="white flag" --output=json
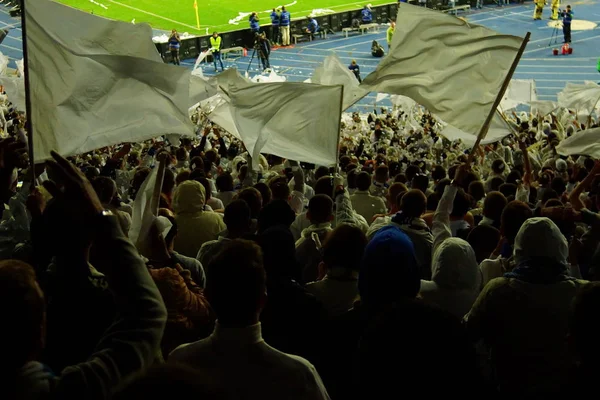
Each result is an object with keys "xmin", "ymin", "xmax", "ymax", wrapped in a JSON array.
[
  {"xmin": 227, "ymin": 82, "xmax": 343, "ymax": 169},
  {"xmin": 556, "ymin": 127, "xmax": 600, "ymax": 158},
  {"xmin": 26, "ymin": 0, "xmax": 193, "ymax": 161},
  {"xmin": 530, "ymin": 100, "xmax": 557, "ymax": 116},
  {"xmin": 501, "ymin": 79, "xmax": 537, "ymax": 110},
  {"xmin": 440, "ymin": 111, "xmax": 513, "ymax": 146},
  {"xmin": 310, "ymin": 55, "xmax": 369, "ymax": 111},
  {"xmin": 557, "ymin": 82, "xmax": 600, "ymax": 114},
  {"xmin": 361, "ymin": 3, "xmax": 523, "ymax": 136},
  {"xmin": 0, "ymin": 77, "xmax": 25, "ymax": 111}
]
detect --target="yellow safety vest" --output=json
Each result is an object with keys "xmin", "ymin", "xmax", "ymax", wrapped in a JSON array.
[{"xmin": 210, "ymin": 36, "xmax": 222, "ymax": 51}]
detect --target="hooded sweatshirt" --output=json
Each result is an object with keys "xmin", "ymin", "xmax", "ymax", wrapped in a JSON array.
[
  {"xmin": 464, "ymin": 217, "xmax": 587, "ymax": 395},
  {"xmin": 173, "ymin": 181, "xmax": 226, "ymax": 258}
]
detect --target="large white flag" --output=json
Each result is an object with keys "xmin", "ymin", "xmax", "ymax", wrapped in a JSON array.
[
  {"xmin": 310, "ymin": 55, "xmax": 369, "ymax": 111},
  {"xmin": 556, "ymin": 127, "xmax": 600, "ymax": 158},
  {"xmin": 26, "ymin": 0, "xmax": 193, "ymax": 161},
  {"xmin": 440, "ymin": 111, "xmax": 513, "ymax": 146},
  {"xmin": 501, "ymin": 79, "xmax": 537, "ymax": 110},
  {"xmin": 530, "ymin": 100, "xmax": 558, "ymax": 116},
  {"xmin": 557, "ymin": 82, "xmax": 600, "ymax": 114},
  {"xmin": 360, "ymin": 3, "xmax": 523, "ymax": 137},
  {"xmin": 226, "ymin": 82, "xmax": 343, "ymax": 169}
]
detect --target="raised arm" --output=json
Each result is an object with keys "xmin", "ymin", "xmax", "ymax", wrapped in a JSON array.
[{"xmin": 569, "ymin": 160, "xmax": 600, "ymax": 211}]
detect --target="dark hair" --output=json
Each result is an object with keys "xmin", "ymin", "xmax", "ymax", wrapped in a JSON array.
[
  {"xmin": 451, "ymin": 189, "xmax": 470, "ymax": 218},
  {"xmin": 498, "ymin": 183, "xmax": 517, "ymax": 198},
  {"xmin": 374, "ymin": 165, "xmax": 389, "ymax": 183},
  {"xmin": 551, "ymin": 176, "xmax": 567, "ymax": 195},
  {"xmin": 500, "ymin": 200, "xmax": 533, "ymax": 243},
  {"xmin": 389, "ymin": 161, "xmax": 401, "ymax": 178},
  {"xmin": 432, "ymin": 165, "xmax": 446, "ymax": 181},
  {"xmin": 237, "ymin": 188, "xmax": 262, "ymax": 218},
  {"xmin": 253, "ymin": 182, "xmax": 272, "ymax": 206},
  {"xmin": 427, "ymin": 192, "xmax": 440, "ymax": 211},
  {"xmin": 401, "ymin": 189, "xmax": 427, "ymax": 218},
  {"xmin": 468, "ymin": 181, "xmax": 485, "ymax": 203},
  {"xmin": 91, "ymin": 176, "xmax": 117, "ymax": 204},
  {"xmin": 190, "ymin": 156, "xmax": 204, "ymax": 171},
  {"xmin": 542, "ymin": 188, "xmax": 559, "ymax": 204},
  {"xmin": 405, "ymin": 165, "xmax": 420, "ymax": 182},
  {"xmin": 506, "ymin": 170, "xmax": 522, "ymax": 185},
  {"xmin": 322, "ymin": 224, "xmax": 367, "ymax": 271},
  {"xmin": 315, "ymin": 166, "xmax": 330, "ymax": 181},
  {"xmin": 394, "ymin": 173, "xmax": 407, "ymax": 184},
  {"xmin": 176, "ymin": 170, "xmax": 191, "ymax": 186},
  {"xmin": 491, "ymin": 159, "xmax": 506, "ymax": 174},
  {"xmin": 175, "ymin": 147, "xmax": 188, "ymax": 162},
  {"xmin": 356, "ymin": 171, "xmax": 372, "ymax": 191},
  {"xmin": 314, "ymin": 176, "xmax": 334, "ymax": 197},
  {"xmin": 388, "ymin": 183, "xmax": 407, "ymax": 206},
  {"xmin": 162, "ymin": 168, "xmax": 176, "ymax": 196},
  {"xmin": 257, "ymin": 200, "xmax": 295, "ymax": 234},
  {"xmin": 308, "ymin": 194, "xmax": 333, "ymax": 224},
  {"xmin": 269, "ymin": 177, "xmax": 291, "ymax": 201},
  {"xmin": 216, "ymin": 173, "xmax": 234, "ymax": 192},
  {"xmin": 411, "ymin": 174, "xmax": 429, "ymax": 194},
  {"xmin": 347, "ymin": 169, "xmax": 359, "ymax": 189},
  {"xmin": 224, "ymin": 200, "xmax": 251, "ymax": 232},
  {"xmin": 130, "ymin": 167, "xmax": 151, "ymax": 200},
  {"xmin": 483, "ymin": 191, "xmax": 507, "ymax": 224},
  {"xmin": 206, "ymin": 240, "xmax": 265, "ymax": 326},
  {"xmin": 467, "ymin": 225, "xmax": 501, "ymax": 263},
  {"xmin": 198, "ymin": 177, "xmax": 212, "ymax": 200},
  {"xmin": 435, "ymin": 178, "xmax": 452, "ymax": 196},
  {"xmin": 189, "ymin": 168, "xmax": 206, "ymax": 182}
]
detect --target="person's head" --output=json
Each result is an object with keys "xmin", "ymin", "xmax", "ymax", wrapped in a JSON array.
[
  {"xmin": 400, "ymin": 189, "xmax": 427, "ymax": 218},
  {"xmin": 223, "ymin": 200, "xmax": 252, "ymax": 237},
  {"xmin": 162, "ymin": 168, "xmax": 176, "ymax": 197},
  {"xmin": 0, "ymin": 260, "xmax": 45, "ymax": 377},
  {"xmin": 490, "ymin": 176, "xmax": 505, "ymax": 192},
  {"xmin": 566, "ymin": 5, "xmax": 571, "ymax": 10},
  {"xmin": 491, "ymin": 159, "xmax": 506, "ymax": 175},
  {"xmin": 175, "ymin": 147, "xmax": 188, "ymax": 162},
  {"xmin": 190, "ymin": 156, "xmax": 204, "ymax": 172},
  {"xmin": 500, "ymin": 200, "xmax": 533, "ymax": 244},
  {"xmin": 569, "ymin": 282, "xmax": 600, "ymax": 368},
  {"xmin": 482, "ymin": 191, "xmax": 507, "ymax": 224},
  {"xmin": 405, "ymin": 165, "xmax": 420, "ymax": 183},
  {"xmin": 307, "ymin": 194, "xmax": 334, "ymax": 225},
  {"xmin": 259, "ymin": 226, "xmax": 298, "ymax": 280},
  {"xmin": 253, "ymin": 182, "xmax": 272, "ymax": 206},
  {"xmin": 206, "ymin": 240, "xmax": 266, "ymax": 327},
  {"xmin": 427, "ymin": 192, "xmax": 440, "ymax": 211},
  {"xmin": 269, "ymin": 177, "xmax": 291, "ymax": 201},
  {"xmin": 176, "ymin": 170, "xmax": 191, "ymax": 186},
  {"xmin": 314, "ymin": 175, "xmax": 335, "ymax": 197},
  {"xmin": 315, "ymin": 166, "xmax": 330, "ymax": 181},
  {"xmin": 468, "ymin": 181, "xmax": 485, "ymax": 203},
  {"xmin": 498, "ymin": 183, "xmax": 517, "ymax": 199},
  {"xmin": 91, "ymin": 176, "xmax": 117, "ymax": 205},
  {"xmin": 451, "ymin": 189, "xmax": 470, "ymax": 219},
  {"xmin": 432, "ymin": 165, "xmax": 446, "ymax": 182},
  {"xmin": 411, "ymin": 173, "xmax": 429, "ymax": 194},
  {"xmin": 282, "ymin": 6, "xmax": 286, "ymax": 11},
  {"xmin": 237, "ymin": 187, "xmax": 262, "ymax": 218},
  {"xmin": 390, "ymin": 21, "xmax": 396, "ymax": 28},
  {"xmin": 542, "ymin": 188, "xmax": 559, "ymax": 204},
  {"xmin": 351, "ymin": 60, "xmax": 357, "ymax": 66},
  {"xmin": 359, "ymin": 225, "xmax": 420, "ymax": 308},
  {"xmin": 215, "ymin": 173, "xmax": 234, "ymax": 193},
  {"xmin": 257, "ymin": 200, "xmax": 295, "ymax": 234},
  {"xmin": 321, "ymin": 224, "xmax": 367, "ymax": 274},
  {"xmin": 173, "ymin": 180, "xmax": 206, "ymax": 215},
  {"xmin": 374, "ymin": 165, "xmax": 389, "ymax": 184},
  {"xmin": 347, "ymin": 169, "xmax": 359, "ymax": 190},
  {"xmin": 213, "ymin": 31, "xmax": 218, "ymax": 38},
  {"xmin": 130, "ymin": 167, "xmax": 151, "ymax": 200},
  {"xmin": 506, "ymin": 170, "xmax": 522, "ymax": 185},
  {"xmin": 356, "ymin": 171, "xmax": 372, "ymax": 191},
  {"xmin": 513, "ymin": 217, "xmax": 567, "ymax": 266},
  {"xmin": 171, "ymin": 29, "xmax": 177, "ymax": 34},
  {"xmin": 197, "ymin": 177, "xmax": 213, "ymax": 202},
  {"xmin": 551, "ymin": 176, "xmax": 567, "ymax": 195},
  {"xmin": 435, "ymin": 178, "xmax": 451, "ymax": 196},
  {"xmin": 394, "ymin": 173, "xmax": 407, "ymax": 184},
  {"xmin": 467, "ymin": 225, "xmax": 501, "ymax": 263},
  {"xmin": 388, "ymin": 182, "xmax": 407, "ymax": 211}
]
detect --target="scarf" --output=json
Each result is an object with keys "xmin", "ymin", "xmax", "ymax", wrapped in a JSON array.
[
  {"xmin": 504, "ymin": 257, "xmax": 574, "ymax": 284},
  {"xmin": 391, "ymin": 212, "xmax": 430, "ymax": 232}
]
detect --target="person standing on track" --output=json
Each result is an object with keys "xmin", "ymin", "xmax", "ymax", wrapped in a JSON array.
[
  {"xmin": 280, "ymin": 6, "xmax": 291, "ymax": 46},
  {"xmin": 550, "ymin": 0, "xmax": 560, "ymax": 20},
  {"xmin": 561, "ymin": 5, "xmax": 573, "ymax": 43},
  {"xmin": 270, "ymin": 8, "xmax": 280, "ymax": 45},
  {"xmin": 349, "ymin": 60, "xmax": 362, "ymax": 83},
  {"xmin": 386, "ymin": 21, "xmax": 395, "ymax": 50},
  {"xmin": 168, "ymin": 29, "xmax": 181, "ymax": 65},
  {"xmin": 533, "ymin": 0, "xmax": 545, "ymax": 20},
  {"xmin": 210, "ymin": 32, "xmax": 225, "ymax": 72}
]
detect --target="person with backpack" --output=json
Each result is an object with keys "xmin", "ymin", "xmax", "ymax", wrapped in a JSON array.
[{"xmin": 371, "ymin": 40, "xmax": 384, "ymax": 57}]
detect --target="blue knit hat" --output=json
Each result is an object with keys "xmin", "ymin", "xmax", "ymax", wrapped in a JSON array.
[{"xmin": 359, "ymin": 225, "xmax": 420, "ymax": 306}]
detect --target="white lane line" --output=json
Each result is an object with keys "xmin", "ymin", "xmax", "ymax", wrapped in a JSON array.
[
  {"xmin": 468, "ymin": 9, "xmax": 532, "ymax": 23},
  {"xmin": 1, "ymin": 43, "xmax": 21, "ymax": 52},
  {"xmin": 105, "ymin": 0, "xmax": 205, "ymax": 31},
  {"xmin": 525, "ymin": 33, "xmax": 600, "ymax": 54}
]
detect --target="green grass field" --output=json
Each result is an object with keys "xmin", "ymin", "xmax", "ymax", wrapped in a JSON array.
[{"xmin": 57, "ymin": 0, "xmax": 392, "ymax": 34}]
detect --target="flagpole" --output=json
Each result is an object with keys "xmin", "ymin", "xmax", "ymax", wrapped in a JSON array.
[
  {"xmin": 194, "ymin": 0, "xmax": 200, "ymax": 29},
  {"xmin": 19, "ymin": 0, "xmax": 36, "ymax": 186},
  {"xmin": 468, "ymin": 31, "xmax": 531, "ymax": 164}
]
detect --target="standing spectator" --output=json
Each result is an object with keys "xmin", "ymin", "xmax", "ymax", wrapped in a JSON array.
[
  {"xmin": 280, "ymin": 6, "xmax": 291, "ymax": 46},
  {"xmin": 348, "ymin": 60, "xmax": 361, "ymax": 83},
  {"xmin": 249, "ymin": 12, "xmax": 260, "ymax": 33},
  {"xmin": 168, "ymin": 29, "xmax": 181, "ymax": 65},
  {"xmin": 386, "ymin": 21, "xmax": 395, "ymax": 50},
  {"xmin": 361, "ymin": 5, "xmax": 373, "ymax": 23},
  {"xmin": 170, "ymin": 239, "xmax": 330, "ymax": 400},
  {"xmin": 209, "ymin": 32, "xmax": 224, "ymax": 72},
  {"xmin": 351, "ymin": 171, "xmax": 387, "ymax": 223},
  {"xmin": 270, "ymin": 8, "xmax": 280, "ymax": 45}
]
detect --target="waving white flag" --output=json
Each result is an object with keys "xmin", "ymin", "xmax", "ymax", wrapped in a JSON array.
[
  {"xmin": 361, "ymin": 3, "xmax": 523, "ymax": 137},
  {"xmin": 440, "ymin": 111, "xmax": 513, "ymax": 146},
  {"xmin": 311, "ymin": 55, "xmax": 369, "ymax": 111},
  {"xmin": 557, "ymin": 82, "xmax": 600, "ymax": 114},
  {"xmin": 556, "ymin": 127, "xmax": 600, "ymax": 158}
]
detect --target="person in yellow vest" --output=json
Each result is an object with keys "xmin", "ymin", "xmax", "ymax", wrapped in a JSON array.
[
  {"xmin": 533, "ymin": 0, "xmax": 545, "ymax": 20},
  {"xmin": 386, "ymin": 21, "xmax": 395, "ymax": 51},
  {"xmin": 550, "ymin": 0, "xmax": 560, "ymax": 20},
  {"xmin": 209, "ymin": 32, "xmax": 225, "ymax": 72}
]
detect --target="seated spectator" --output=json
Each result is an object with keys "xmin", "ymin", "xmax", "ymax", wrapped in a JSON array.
[
  {"xmin": 170, "ymin": 239, "xmax": 330, "ymax": 400},
  {"xmin": 296, "ymin": 194, "xmax": 334, "ymax": 283},
  {"xmin": 305, "ymin": 224, "xmax": 366, "ymax": 317},
  {"xmin": 352, "ymin": 171, "xmax": 387, "ymax": 223},
  {"xmin": 465, "ymin": 217, "xmax": 588, "ymax": 395},
  {"xmin": 480, "ymin": 191, "xmax": 507, "ymax": 229},
  {"xmin": 172, "ymin": 180, "xmax": 226, "ymax": 258},
  {"xmin": 1, "ymin": 151, "xmax": 167, "ymax": 399}
]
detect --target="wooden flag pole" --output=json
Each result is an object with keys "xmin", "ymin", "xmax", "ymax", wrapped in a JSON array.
[
  {"xmin": 150, "ymin": 157, "xmax": 166, "ymax": 216},
  {"xmin": 468, "ymin": 31, "xmax": 531, "ymax": 164},
  {"xmin": 19, "ymin": 0, "xmax": 36, "ymax": 186}
]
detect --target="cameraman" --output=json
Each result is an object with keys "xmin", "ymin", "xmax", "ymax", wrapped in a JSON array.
[
  {"xmin": 249, "ymin": 12, "xmax": 260, "ymax": 33},
  {"xmin": 255, "ymin": 32, "xmax": 271, "ymax": 72},
  {"xmin": 561, "ymin": 5, "xmax": 573, "ymax": 43}
]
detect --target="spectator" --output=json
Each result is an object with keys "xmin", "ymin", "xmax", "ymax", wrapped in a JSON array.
[
  {"xmin": 351, "ymin": 171, "xmax": 387, "ymax": 223},
  {"xmin": 480, "ymin": 191, "xmax": 507, "ymax": 229},
  {"xmin": 361, "ymin": 5, "xmax": 373, "ymax": 23}
]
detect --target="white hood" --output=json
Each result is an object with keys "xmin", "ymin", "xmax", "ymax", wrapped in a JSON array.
[{"xmin": 513, "ymin": 217, "xmax": 568, "ymax": 265}]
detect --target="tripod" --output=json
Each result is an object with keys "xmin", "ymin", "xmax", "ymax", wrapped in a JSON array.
[
  {"xmin": 246, "ymin": 46, "xmax": 264, "ymax": 73},
  {"xmin": 548, "ymin": 21, "xmax": 561, "ymax": 47}
]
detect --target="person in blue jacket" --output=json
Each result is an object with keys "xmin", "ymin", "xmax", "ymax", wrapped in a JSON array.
[
  {"xmin": 305, "ymin": 16, "xmax": 319, "ymax": 40},
  {"xmin": 270, "ymin": 8, "xmax": 280, "ymax": 45},
  {"xmin": 361, "ymin": 5, "xmax": 373, "ymax": 23},
  {"xmin": 561, "ymin": 5, "xmax": 573, "ymax": 43},
  {"xmin": 349, "ymin": 60, "xmax": 361, "ymax": 82},
  {"xmin": 280, "ymin": 6, "xmax": 291, "ymax": 46},
  {"xmin": 249, "ymin": 12, "xmax": 260, "ymax": 33}
]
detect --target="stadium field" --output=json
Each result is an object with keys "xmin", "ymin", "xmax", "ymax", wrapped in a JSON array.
[{"xmin": 57, "ymin": 0, "xmax": 391, "ymax": 34}]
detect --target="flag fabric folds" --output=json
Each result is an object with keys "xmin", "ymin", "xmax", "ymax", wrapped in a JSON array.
[
  {"xmin": 310, "ymin": 55, "xmax": 369, "ymax": 111},
  {"xmin": 26, "ymin": 0, "xmax": 193, "ymax": 162},
  {"xmin": 557, "ymin": 82, "xmax": 600, "ymax": 114},
  {"xmin": 360, "ymin": 3, "xmax": 523, "ymax": 137},
  {"xmin": 556, "ymin": 127, "xmax": 600, "ymax": 159},
  {"xmin": 226, "ymin": 82, "xmax": 343, "ymax": 169},
  {"xmin": 440, "ymin": 111, "xmax": 514, "ymax": 147},
  {"xmin": 501, "ymin": 79, "xmax": 537, "ymax": 110}
]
